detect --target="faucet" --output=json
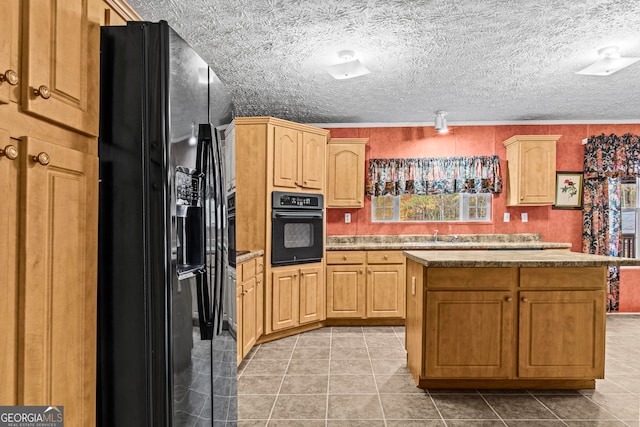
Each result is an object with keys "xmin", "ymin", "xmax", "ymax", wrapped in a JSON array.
[
  {"xmin": 433, "ymin": 229, "xmax": 439, "ymax": 242},
  {"xmin": 450, "ymin": 235, "xmax": 458, "ymax": 243}
]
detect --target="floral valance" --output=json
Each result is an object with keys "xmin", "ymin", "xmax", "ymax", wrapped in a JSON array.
[
  {"xmin": 366, "ymin": 155, "xmax": 503, "ymax": 196},
  {"xmin": 584, "ymin": 133, "xmax": 640, "ymax": 179}
]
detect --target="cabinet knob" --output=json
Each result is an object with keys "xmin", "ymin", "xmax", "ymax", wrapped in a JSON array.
[
  {"xmin": 521, "ymin": 297, "xmax": 529, "ymax": 303},
  {"xmin": 520, "ymin": 197, "xmax": 524, "ymax": 201},
  {"xmin": 384, "ymin": 255, "xmax": 388, "ymax": 260},
  {"xmin": 505, "ymin": 297, "xmax": 513, "ymax": 302},
  {"xmin": 301, "ymin": 272, "xmax": 305, "ymax": 276},
  {"xmin": 0, "ymin": 69, "xmax": 19, "ymax": 86},
  {"xmin": 342, "ymin": 255, "xmax": 347, "ymax": 260},
  {"xmin": 32, "ymin": 152, "xmax": 50, "ymax": 166},
  {"xmin": 367, "ymin": 269, "xmax": 372, "ymax": 274},
  {"xmin": 0, "ymin": 145, "xmax": 18, "ymax": 160},
  {"xmin": 32, "ymin": 85, "xmax": 51, "ymax": 99},
  {"xmin": 359, "ymin": 269, "xmax": 363, "ymax": 274}
]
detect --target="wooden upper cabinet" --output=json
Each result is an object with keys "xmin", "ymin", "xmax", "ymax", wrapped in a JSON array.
[
  {"xmin": 503, "ymin": 135, "xmax": 560, "ymax": 206},
  {"xmin": 300, "ymin": 132, "xmax": 324, "ymax": 190},
  {"xmin": 327, "ymin": 138, "xmax": 366, "ymax": 207},
  {"xmin": 272, "ymin": 123, "xmax": 327, "ymax": 191},
  {"xmin": 0, "ymin": 0, "xmax": 20, "ymax": 105},
  {"xmin": 100, "ymin": 0, "xmax": 141, "ymax": 26},
  {"xmin": 22, "ymin": 0, "xmax": 100, "ymax": 136},
  {"xmin": 273, "ymin": 126, "xmax": 299, "ymax": 188}
]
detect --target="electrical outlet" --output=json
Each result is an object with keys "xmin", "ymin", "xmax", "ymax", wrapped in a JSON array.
[
  {"xmin": 503, "ymin": 212, "xmax": 510, "ymax": 222},
  {"xmin": 522, "ymin": 212, "xmax": 528, "ymax": 223},
  {"xmin": 345, "ymin": 213, "xmax": 351, "ymax": 223}
]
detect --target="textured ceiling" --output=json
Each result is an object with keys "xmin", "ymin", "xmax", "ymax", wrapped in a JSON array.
[{"xmin": 126, "ymin": 0, "xmax": 640, "ymax": 126}]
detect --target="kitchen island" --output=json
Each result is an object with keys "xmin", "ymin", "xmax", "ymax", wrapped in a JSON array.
[{"xmin": 404, "ymin": 250, "xmax": 640, "ymax": 389}]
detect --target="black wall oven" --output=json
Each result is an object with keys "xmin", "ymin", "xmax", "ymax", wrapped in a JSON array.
[{"xmin": 271, "ymin": 191, "xmax": 324, "ymax": 266}]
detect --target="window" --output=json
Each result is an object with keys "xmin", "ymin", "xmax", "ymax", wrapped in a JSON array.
[{"xmin": 372, "ymin": 193, "xmax": 492, "ymax": 222}]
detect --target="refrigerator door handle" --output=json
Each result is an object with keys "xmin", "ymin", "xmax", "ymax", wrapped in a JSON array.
[{"xmin": 196, "ymin": 273, "xmax": 214, "ymax": 340}]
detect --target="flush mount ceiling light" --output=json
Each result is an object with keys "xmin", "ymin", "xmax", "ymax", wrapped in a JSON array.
[
  {"xmin": 434, "ymin": 111, "xmax": 448, "ymax": 133},
  {"xmin": 575, "ymin": 46, "xmax": 640, "ymax": 76},
  {"xmin": 326, "ymin": 50, "xmax": 370, "ymax": 80}
]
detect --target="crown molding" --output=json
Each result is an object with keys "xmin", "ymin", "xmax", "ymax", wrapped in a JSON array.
[{"xmin": 104, "ymin": 0, "xmax": 142, "ymax": 21}]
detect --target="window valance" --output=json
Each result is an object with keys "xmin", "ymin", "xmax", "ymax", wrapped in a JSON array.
[
  {"xmin": 366, "ymin": 155, "xmax": 503, "ymax": 196},
  {"xmin": 584, "ymin": 133, "xmax": 640, "ymax": 179}
]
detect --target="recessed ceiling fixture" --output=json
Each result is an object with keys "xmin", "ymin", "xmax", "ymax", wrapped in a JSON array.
[
  {"xmin": 575, "ymin": 46, "xmax": 640, "ymax": 76},
  {"xmin": 326, "ymin": 50, "xmax": 370, "ymax": 80},
  {"xmin": 434, "ymin": 111, "xmax": 448, "ymax": 133}
]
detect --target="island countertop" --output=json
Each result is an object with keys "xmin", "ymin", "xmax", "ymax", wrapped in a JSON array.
[{"xmin": 403, "ymin": 249, "xmax": 640, "ymax": 268}]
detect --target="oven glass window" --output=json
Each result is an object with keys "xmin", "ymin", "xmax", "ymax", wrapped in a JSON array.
[{"xmin": 284, "ymin": 223, "xmax": 313, "ymax": 248}]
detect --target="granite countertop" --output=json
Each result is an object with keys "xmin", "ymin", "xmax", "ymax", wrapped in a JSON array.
[
  {"xmin": 326, "ymin": 234, "xmax": 572, "ymax": 251},
  {"xmin": 404, "ymin": 250, "xmax": 640, "ymax": 268},
  {"xmin": 235, "ymin": 250, "xmax": 264, "ymax": 264}
]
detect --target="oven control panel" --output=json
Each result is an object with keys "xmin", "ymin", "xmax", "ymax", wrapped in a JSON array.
[{"xmin": 272, "ymin": 191, "xmax": 323, "ymax": 209}]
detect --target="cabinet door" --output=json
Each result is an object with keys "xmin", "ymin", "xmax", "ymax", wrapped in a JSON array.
[
  {"xmin": 0, "ymin": 0, "xmax": 20, "ymax": 105},
  {"xmin": 256, "ymin": 275, "xmax": 264, "ymax": 338},
  {"xmin": 299, "ymin": 265, "xmax": 324, "ymax": 324},
  {"xmin": 425, "ymin": 291, "xmax": 514, "ymax": 378},
  {"xmin": 0, "ymin": 130, "xmax": 19, "ymax": 404},
  {"xmin": 300, "ymin": 132, "xmax": 324, "ymax": 190},
  {"xmin": 367, "ymin": 264, "xmax": 405, "ymax": 318},
  {"xmin": 518, "ymin": 141, "xmax": 555, "ymax": 204},
  {"xmin": 518, "ymin": 290, "xmax": 605, "ymax": 378},
  {"xmin": 241, "ymin": 277, "xmax": 257, "ymax": 357},
  {"xmin": 272, "ymin": 269, "xmax": 299, "ymax": 331},
  {"xmin": 21, "ymin": 137, "xmax": 98, "ymax": 427},
  {"xmin": 326, "ymin": 265, "xmax": 366, "ymax": 318},
  {"xmin": 273, "ymin": 126, "xmax": 299, "ymax": 188},
  {"xmin": 22, "ymin": 0, "xmax": 100, "ymax": 136},
  {"xmin": 327, "ymin": 143, "xmax": 365, "ymax": 207},
  {"xmin": 236, "ymin": 284, "xmax": 243, "ymax": 364}
]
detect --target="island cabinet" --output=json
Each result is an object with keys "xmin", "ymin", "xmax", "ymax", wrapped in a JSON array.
[
  {"xmin": 271, "ymin": 264, "xmax": 324, "ymax": 332},
  {"xmin": 406, "ymin": 258, "xmax": 606, "ymax": 388},
  {"xmin": 503, "ymin": 135, "xmax": 561, "ymax": 206},
  {"xmin": 327, "ymin": 251, "xmax": 405, "ymax": 320},
  {"xmin": 237, "ymin": 256, "xmax": 264, "ymax": 363},
  {"xmin": 326, "ymin": 138, "xmax": 367, "ymax": 207}
]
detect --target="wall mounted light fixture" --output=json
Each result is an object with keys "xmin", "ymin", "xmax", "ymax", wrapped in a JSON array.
[
  {"xmin": 434, "ymin": 111, "xmax": 448, "ymax": 133},
  {"xmin": 326, "ymin": 50, "xmax": 370, "ymax": 80},
  {"xmin": 576, "ymin": 46, "xmax": 640, "ymax": 76}
]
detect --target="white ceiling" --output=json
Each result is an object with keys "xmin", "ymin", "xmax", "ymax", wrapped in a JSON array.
[{"xmin": 125, "ymin": 0, "xmax": 640, "ymax": 126}]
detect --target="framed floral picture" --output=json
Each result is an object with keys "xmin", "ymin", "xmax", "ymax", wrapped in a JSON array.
[{"xmin": 553, "ymin": 171, "xmax": 583, "ymax": 209}]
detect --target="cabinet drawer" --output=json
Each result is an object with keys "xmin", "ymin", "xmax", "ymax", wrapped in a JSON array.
[
  {"xmin": 326, "ymin": 251, "xmax": 366, "ymax": 265},
  {"xmin": 367, "ymin": 251, "xmax": 405, "ymax": 264},
  {"xmin": 241, "ymin": 259, "xmax": 256, "ymax": 282},
  {"xmin": 427, "ymin": 267, "xmax": 517, "ymax": 290},
  {"xmin": 520, "ymin": 267, "xmax": 606, "ymax": 289}
]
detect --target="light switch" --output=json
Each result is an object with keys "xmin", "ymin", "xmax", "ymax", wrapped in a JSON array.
[
  {"xmin": 522, "ymin": 212, "xmax": 528, "ymax": 223},
  {"xmin": 503, "ymin": 212, "xmax": 510, "ymax": 222},
  {"xmin": 345, "ymin": 213, "xmax": 351, "ymax": 223}
]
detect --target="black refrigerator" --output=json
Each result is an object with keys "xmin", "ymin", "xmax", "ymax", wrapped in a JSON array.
[{"xmin": 98, "ymin": 21, "xmax": 236, "ymax": 426}]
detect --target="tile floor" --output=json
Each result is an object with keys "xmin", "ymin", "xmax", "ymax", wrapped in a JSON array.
[{"xmin": 237, "ymin": 314, "xmax": 640, "ymax": 426}]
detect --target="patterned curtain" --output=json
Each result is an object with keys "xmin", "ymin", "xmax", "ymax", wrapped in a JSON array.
[
  {"xmin": 583, "ymin": 133, "xmax": 640, "ymax": 311},
  {"xmin": 366, "ymin": 155, "xmax": 503, "ymax": 196}
]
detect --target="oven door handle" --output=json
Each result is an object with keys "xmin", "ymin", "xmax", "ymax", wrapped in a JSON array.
[{"xmin": 273, "ymin": 211, "xmax": 323, "ymax": 219}]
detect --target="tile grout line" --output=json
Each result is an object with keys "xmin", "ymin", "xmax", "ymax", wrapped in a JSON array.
[
  {"xmin": 266, "ymin": 334, "xmax": 299, "ymax": 424},
  {"xmin": 364, "ymin": 327, "xmax": 388, "ymax": 427},
  {"xmin": 325, "ymin": 327, "xmax": 333, "ymax": 427}
]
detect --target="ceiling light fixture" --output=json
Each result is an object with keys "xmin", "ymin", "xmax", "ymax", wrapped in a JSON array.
[
  {"xmin": 575, "ymin": 46, "xmax": 640, "ymax": 76},
  {"xmin": 326, "ymin": 50, "xmax": 370, "ymax": 80},
  {"xmin": 434, "ymin": 111, "xmax": 448, "ymax": 133}
]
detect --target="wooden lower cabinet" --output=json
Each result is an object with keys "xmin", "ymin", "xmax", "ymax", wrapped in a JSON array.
[
  {"xmin": 406, "ymin": 259, "xmax": 606, "ymax": 388},
  {"xmin": 271, "ymin": 264, "xmax": 324, "ymax": 332},
  {"xmin": 326, "ymin": 250, "xmax": 405, "ymax": 320},
  {"xmin": 237, "ymin": 256, "xmax": 264, "ymax": 363},
  {"xmin": 425, "ymin": 290, "xmax": 514, "ymax": 378},
  {"xmin": 518, "ymin": 289, "xmax": 605, "ymax": 378}
]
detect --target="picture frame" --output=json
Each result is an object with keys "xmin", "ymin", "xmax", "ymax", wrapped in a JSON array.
[{"xmin": 553, "ymin": 171, "xmax": 583, "ymax": 210}]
